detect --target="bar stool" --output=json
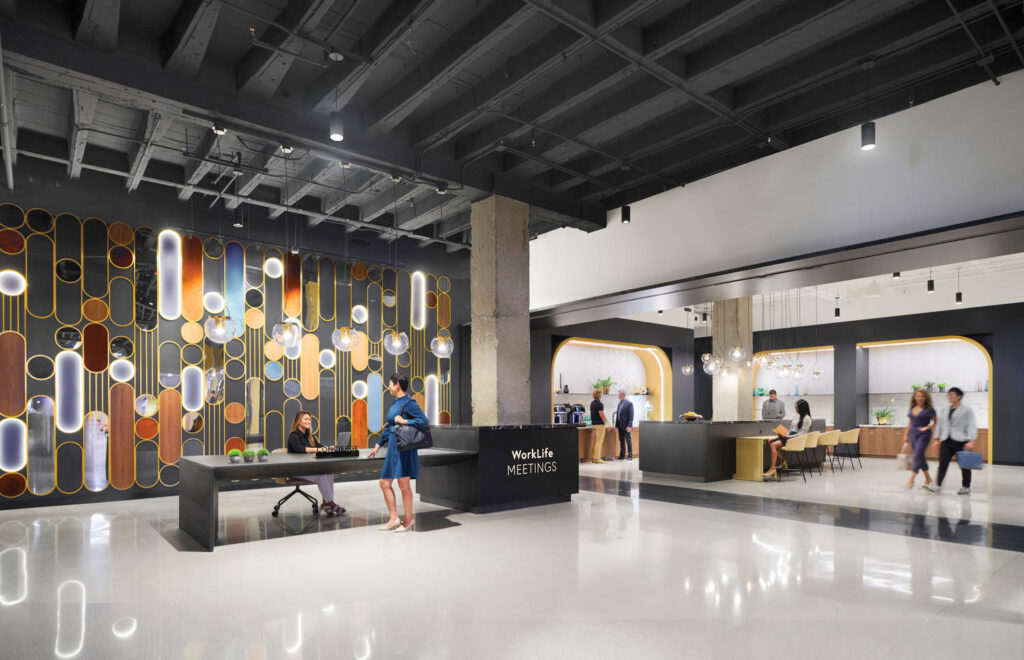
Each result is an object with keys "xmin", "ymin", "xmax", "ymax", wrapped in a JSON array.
[
  {"xmin": 802, "ymin": 431, "xmax": 823, "ymax": 476},
  {"xmin": 837, "ymin": 428, "xmax": 862, "ymax": 470},
  {"xmin": 817, "ymin": 430, "xmax": 841, "ymax": 470},
  {"xmin": 776, "ymin": 433, "xmax": 809, "ymax": 483}
]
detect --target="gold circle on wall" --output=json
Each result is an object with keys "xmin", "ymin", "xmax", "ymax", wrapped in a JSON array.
[
  {"xmin": 351, "ymin": 263, "xmax": 367, "ymax": 280},
  {"xmin": 181, "ymin": 322, "xmax": 204, "ymax": 344},
  {"xmin": 108, "ymin": 246, "xmax": 134, "ymax": 268},
  {"xmin": 0, "ymin": 228, "xmax": 24, "ymax": 255},
  {"xmin": 426, "ymin": 291, "xmax": 437, "ymax": 308},
  {"xmin": 225, "ymin": 359, "xmax": 244, "ymax": 380},
  {"xmin": 0, "ymin": 203, "xmax": 25, "ymax": 230},
  {"xmin": 108, "ymin": 222, "xmax": 133, "ymax": 245},
  {"xmin": 396, "ymin": 351, "xmax": 411, "ymax": 368},
  {"xmin": 224, "ymin": 402, "xmax": 245, "ymax": 424},
  {"xmin": 82, "ymin": 298, "xmax": 109, "ymax": 323},
  {"xmin": 182, "ymin": 344, "xmax": 203, "ymax": 365},
  {"xmin": 264, "ymin": 340, "xmax": 283, "ymax": 361},
  {"xmin": 244, "ymin": 308, "xmax": 265, "ymax": 329},
  {"xmin": 438, "ymin": 276, "xmax": 451, "ymax": 293}
]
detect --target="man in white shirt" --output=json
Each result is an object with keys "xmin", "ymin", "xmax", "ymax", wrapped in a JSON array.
[{"xmin": 927, "ymin": 387, "xmax": 977, "ymax": 495}]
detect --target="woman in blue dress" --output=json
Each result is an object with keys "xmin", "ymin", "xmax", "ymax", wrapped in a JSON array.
[
  {"xmin": 367, "ymin": 373, "xmax": 429, "ymax": 532},
  {"xmin": 904, "ymin": 388, "xmax": 937, "ymax": 489}
]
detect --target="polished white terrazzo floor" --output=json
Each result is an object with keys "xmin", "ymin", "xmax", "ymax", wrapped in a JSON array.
[{"xmin": 1, "ymin": 464, "xmax": 1022, "ymax": 659}]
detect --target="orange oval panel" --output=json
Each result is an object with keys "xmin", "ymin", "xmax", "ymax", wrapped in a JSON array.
[
  {"xmin": 225, "ymin": 402, "xmax": 245, "ymax": 424},
  {"xmin": 0, "ymin": 472, "xmax": 26, "ymax": 498},
  {"xmin": 437, "ymin": 293, "xmax": 451, "ymax": 329},
  {"xmin": 0, "ymin": 331, "xmax": 26, "ymax": 417},
  {"xmin": 181, "ymin": 322, "xmax": 204, "ymax": 344},
  {"xmin": 82, "ymin": 323, "xmax": 109, "ymax": 373},
  {"xmin": 0, "ymin": 228, "xmax": 24, "ymax": 254},
  {"xmin": 108, "ymin": 222, "xmax": 133, "ymax": 245},
  {"xmin": 82, "ymin": 298, "xmax": 109, "ymax": 322},
  {"xmin": 425, "ymin": 291, "xmax": 437, "ymax": 308},
  {"xmin": 300, "ymin": 334, "xmax": 319, "ymax": 400},
  {"xmin": 225, "ymin": 437, "xmax": 246, "ymax": 454},
  {"xmin": 351, "ymin": 263, "xmax": 367, "ymax": 280},
  {"xmin": 283, "ymin": 253, "xmax": 301, "ymax": 318},
  {"xmin": 244, "ymin": 308, "xmax": 264, "ymax": 329},
  {"xmin": 351, "ymin": 399, "xmax": 368, "ymax": 449},
  {"xmin": 109, "ymin": 383, "xmax": 134, "ymax": 490},
  {"xmin": 181, "ymin": 234, "xmax": 204, "ymax": 322},
  {"xmin": 159, "ymin": 389, "xmax": 182, "ymax": 464},
  {"xmin": 264, "ymin": 340, "xmax": 283, "ymax": 361},
  {"xmin": 135, "ymin": 417, "xmax": 158, "ymax": 440},
  {"xmin": 351, "ymin": 331, "xmax": 369, "ymax": 371},
  {"xmin": 439, "ymin": 411, "xmax": 450, "ymax": 425}
]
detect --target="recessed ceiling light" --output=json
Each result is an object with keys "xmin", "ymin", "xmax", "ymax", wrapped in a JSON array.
[{"xmin": 212, "ymin": 122, "xmax": 227, "ymax": 136}]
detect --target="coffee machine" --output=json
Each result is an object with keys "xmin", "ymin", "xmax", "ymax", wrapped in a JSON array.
[
  {"xmin": 570, "ymin": 404, "xmax": 586, "ymax": 425},
  {"xmin": 552, "ymin": 403, "xmax": 569, "ymax": 425}
]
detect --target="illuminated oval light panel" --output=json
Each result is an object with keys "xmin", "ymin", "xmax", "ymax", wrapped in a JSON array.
[
  {"xmin": 331, "ymin": 327, "xmax": 358, "ymax": 351},
  {"xmin": 351, "ymin": 380, "xmax": 368, "ymax": 399},
  {"xmin": 111, "ymin": 617, "xmax": 137, "ymax": 639},
  {"xmin": 55, "ymin": 351, "xmax": 84, "ymax": 433},
  {"xmin": 109, "ymin": 359, "xmax": 135, "ymax": 383},
  {"xmin": 318, "ymin": 349, "xmax": 336, "ymax": 369},
  {"xmin": 157, "ymin": 230, "xmax": 182, "ymax": 320},
  {"xmin": 0, "ymin": 418, "xmax": 27, "ymax": 472},
  {"xmin": 351, "ymin": 305, "xmax": 367, "ymax": 324},
  {"xmin": 0, "ymin": 270, "xmax": 26, "ymax": 296},
  {"xmin": 410, "ymin": 271, "xmax": 425, "ymax": 330},
  {"xmin": 203, "ymin": 291, "xmax": 225, "ymax": 313},
  {"xmin": 181, "ymin": 365, "xmax": 204, "ymax": 412},
  {"xmin": 264, "ymin": 257, "xmax": 283, "ymax": 279},
  {"xmin": 424, "ymin": 375, "xmax": 439, "ymax": 425}
]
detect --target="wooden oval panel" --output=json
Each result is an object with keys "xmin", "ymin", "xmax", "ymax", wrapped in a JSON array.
[
  {"xmin": 108, "ymin": 222, "xmax": 133, "ymax": 245},
  {"xmin": 180, "ymin": 322, "xmax": 203, "ymax": 344},
  {"xmin": 0, "ymin": 229, "xmax": 24, "ymax": 254},
  {"xmin": 283, "ymin": 252, "xmax": 301, "ymax": 318},
  {"xmin": 224, "ymin": 402, "xmax": 245, "ymax": 424},
  {"xmin": 224, "ymin": 437, "xmax": 245, "ymax": 454},
  {"xmin": 437, "ymin": 292, "xmax": 451, "ymax": 329},
  {"xmin": 158, "ymin": 389, "xmax": 182, "ymax": 464},
  {"xmin": 82, "ymin": 298, "xmax": 109, "ymax": 322},
  {"xmin": 82, "ymin": 323, "xmax": 109, "ymax": 373},
  {"xmin": 135, "ymin": 417, "xmax": 158, "ymax": 440},
  {"xmin": 351, "ymin": 331, "xmax": 369, "ymax": 371},
  {"xmin": 244, "ymin": 378, "xmax": 263, "ymax": 440},
  {"xmin": 300, "ymin": 334, "xmax": 319, "ymax": 400},
  {"xmin": 0, "ymin": 472, "xmax": 26, "ymax": 497},
  {"xmin": 439, "ymin": 411, "xmax": 451, "ymax": 425},
  {"xmin": 351, "ymin": 399, "xmax": 368, "ymax": 449},
  {"xmin": 25, "ymin": 234, "xmax": 54, "ymax": 318},
  {"xmin": 181, "ymin": 234, "xmax": 203, "ymax": 322},
  {"xmin": 109, "ymin": 382, "xmax": 134, "ymax": 490},
  {"xmin": 0, "ymin": 331, "xmax": 26, "ymax": 417}
]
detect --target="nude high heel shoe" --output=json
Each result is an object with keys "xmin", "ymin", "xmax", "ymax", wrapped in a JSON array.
[{"xmin": 394, "ymin": 521, "xmax": 414, "ymax": 533}]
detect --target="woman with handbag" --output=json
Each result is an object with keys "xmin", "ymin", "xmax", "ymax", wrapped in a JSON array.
[
  {"xmin": 367, "ymin": 373, "xmax": 429, "ymax": 532},
  {"xmin": 903, "ymin": 388, "xmax": 936, "ymax": 490}
]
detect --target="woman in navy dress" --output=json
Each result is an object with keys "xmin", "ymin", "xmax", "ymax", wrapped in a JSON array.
[
  {"xmin": 904, "ymin": 388, "xmax": 937, "ymax": 489},
  {"xmin": 367, "ymin": 373, "xmax": 429, "ymax": 532}
]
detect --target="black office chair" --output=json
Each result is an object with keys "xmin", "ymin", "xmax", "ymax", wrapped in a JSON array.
[{"xmin": 270, "ymin": 448, "xmax": 320, "ymax": 517}]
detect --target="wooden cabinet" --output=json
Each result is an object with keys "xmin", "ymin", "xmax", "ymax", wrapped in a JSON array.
[
  {"xmin": 578, "ymin": 427, "xmax": 640, "ymax": 459},
  {"xmin": 858, "ymin": 426, "xmax": 988, "ymax": 462}
]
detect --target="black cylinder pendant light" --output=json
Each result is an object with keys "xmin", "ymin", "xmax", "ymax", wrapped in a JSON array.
[
  {"xmin": 861, "ymin": 121, "xmax": 876, "ymax": 150},
  {"xmin": 927, "ymin": 269, "xmax": 935, "ymax": 293},
  {"xmin": 329, "ymin": 111, "xmax": 344, "ymax": 142},
  {"xmin": 621, "ymin": 205, "xmax": 631, "ymax": 224}
]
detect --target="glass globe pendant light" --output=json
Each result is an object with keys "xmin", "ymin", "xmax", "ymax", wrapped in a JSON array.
[
  {"xmin": 331, "ymin": 327, "xmax": 359, "ymax": 352},
  {"xmin": 702, "ymin": 361, "xmax": 719, "ymax": 376},
  {"xmin": 792, "ymin": 366, "xmax": 803, "ymax": 380},
  {"xmin": 743, "ymin": 358, "xmax": 753, "ymax": 369},
  {"xmin": 812, "ymin": 370, "xmax": 821, "ymax": 380},
  {"xmin": 384, "ymin": 330, "xmax": 410, "ymax": 355},
  {"xmin": 728, "ymin": 345, "xmax": 746, "ymax": 362},
  {"xmin": 272, "ymin": 317, "xmax": 301, "ymax": 348},
  {"xmin": 429, "ymin": 335, "xmax": 454, "ymax": 358},
  {"xmin": 203, "ymin": 315, "xmax": 237, "ymax": 344},
  {"xmin": 713, "ymin": 354, "xmax": 724, "ymax": 367},
  {"xmin": 700, "ymin": 352, "xmax": 712, "ymax": 364},
  {"xmin": 779, "ymin": 364, "xmax": 791, "ymax": 379},
  {"xmin": 681, "ymin": 364, "xmax": 694, "ymax": 376}
]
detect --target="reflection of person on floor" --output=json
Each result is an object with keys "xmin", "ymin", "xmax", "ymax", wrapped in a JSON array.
[
  {"xmin": 588, "ymin": 388, "xmax": 608, "ymax": 464},
  {"xmin": 614, "ymin": 389, "xmax": 634, "ymax": 461},
  {"xmin": 904, "ymin": 389, "xmax": 936, "ymax": 490},
  {"xmin": 928, "ymin": 387, "xmax": 977, "ymax": 495},
  {"xmin": 288, "ymin": 411, "xmax": 345, "ymax": 517},
  {"xmin": 764, "ymin": 399, "xmax": 813, "ymax": 478}
]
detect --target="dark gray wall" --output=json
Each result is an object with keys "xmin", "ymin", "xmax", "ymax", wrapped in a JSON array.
[{"xmin": 530, "ymin": 319, "xmax": 694, "ymax": 424}]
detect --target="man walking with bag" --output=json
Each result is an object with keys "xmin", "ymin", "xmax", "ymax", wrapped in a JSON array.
[{"xmin": 926, "ymin": 387, "xmax": 978, "ymax": 495}]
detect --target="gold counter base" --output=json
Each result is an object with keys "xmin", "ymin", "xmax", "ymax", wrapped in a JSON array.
[{"xmin": 734, "ymin": 435, "xmax": 774, "ymax": 481}]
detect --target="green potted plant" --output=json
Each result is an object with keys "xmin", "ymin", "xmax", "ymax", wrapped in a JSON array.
[
  {"xmin": 911, "ymin": 384, "xmax": 921, "ymax": 391},
  {"xmin": 257, "ymin": 448, "xmax": 270, "ymax": 463},
  {"xmin": 924, "ymin": 381, "xmax": 935, "ymax": 392},
  {"xmin": 228, "ymin": 448, "xmax": 242, "ymax": 464},
  {"xmin": 242, "ymin": 448, "xmax": 256, "ymax": 463},
  {"xmin": 875, "ymin": 407, "xmax": 894, "ymax": 425},
  {"xmin": 593, "ymin": 377, "xmax": 615, "ymax": 395},
  {"xmin": 937, "ymin": 383, "xmax": 947, "ymax": 393}
]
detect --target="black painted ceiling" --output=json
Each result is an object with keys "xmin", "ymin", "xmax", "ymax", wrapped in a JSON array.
[{"xmin": 1, "ymin": 0, "xmax": 1022, "ymax": 248}]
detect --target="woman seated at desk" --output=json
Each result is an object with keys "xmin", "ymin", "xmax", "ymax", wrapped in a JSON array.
[
  {"xmin": 764, "ymin": 399, "xmax": 813, "ymax": 479},
  {"xmin": 288, "ymin": 410, "xmax": 346, "ymax": 517}
]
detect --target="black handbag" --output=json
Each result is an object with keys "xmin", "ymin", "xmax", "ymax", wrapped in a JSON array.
[{"xmin": 393, "ymin": 401, "xmax": 432, "ymax": 452}]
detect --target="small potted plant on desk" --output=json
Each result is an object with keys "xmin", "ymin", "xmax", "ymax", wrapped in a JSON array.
[
  {"xmin": 228, "ymin": 448, "xmax": 242, "ymax": 464},
  {"xmin": 242, "ymin": 449, "xmax": 256, "ymax": 463},
  {"xmin": 924, "ymin": 381, "xmax": 935, "ymax": 392},
  {"xmin": 875, "ymin": 408, "xmax": 894, "ymax": 425},
  {"xmin": 594, "ymin": 377, "xmax": 615, "ymax": 395},
  {"xmin": 937, "ymin": 383, "xmax": 947, "ymax": 393},
  {"xmin": 257, "ymin": 448, "xmax": 270, "ymax": 463}
]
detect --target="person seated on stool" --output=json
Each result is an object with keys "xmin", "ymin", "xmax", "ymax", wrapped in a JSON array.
[
  {"xmin": 288, "ymin": 411, "xmax": 345, "ymax": 516},
  {"xmin": 367, "ymin": 374, "xmax": 429, "ymax": 532},
  {"xmin": 764, "ymin": 399, "xmax": 813, "ymax": 478},
  {"xmin": 614, "ymin": 389, "xmax": 634, "ymax": 461}
]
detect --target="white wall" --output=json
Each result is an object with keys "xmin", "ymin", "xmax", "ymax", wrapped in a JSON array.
[
  {"xmin": 551, "ymin": 345, "xmax": 647, "ymax": 395},
  {"xmin": 531, "ymin": 71, "xmax": 1024, "ymax": 310},
  {"xmin": 753, "ymin": 349, "xmax": 836, "ymax": 425}
]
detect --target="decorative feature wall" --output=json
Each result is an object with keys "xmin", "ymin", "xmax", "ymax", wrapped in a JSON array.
[{"xmin": 0, "ymin": 203, "xmax": 456, "ymax": 502}]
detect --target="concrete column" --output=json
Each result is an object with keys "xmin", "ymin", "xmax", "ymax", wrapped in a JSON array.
[
  {"xmin": 470, "ymin": 195, "xmax": 531, "ymax": 425},
  {"xmin": 712, "ymin": 297, "xmax": 754, "ymax": 420}
]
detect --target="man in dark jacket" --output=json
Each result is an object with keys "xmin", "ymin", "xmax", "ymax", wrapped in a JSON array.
[{"xmin": 614, "ymin": 389, "xmax": 635, "ymax": 461}]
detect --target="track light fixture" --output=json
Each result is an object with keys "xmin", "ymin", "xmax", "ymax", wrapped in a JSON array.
[
  {"xmin": 621, "ymin": 205, "xmax": 631, "ymax": 224},
  {"xmin": 860, "ymin": 121, "xmax": 876, "ymax": 150},
  {"xmin": 436, "ymin": 184, "xmax": 447, "ymax": 195},
  {"xmin": 927, "ymin": 269, "xmax": 934, "ymax": 293},
  {"xmin": 658, "ymin": 309, "xmax": 663, "ymax": 316},
  {"xmin": 834, "ymin": 296, "xmax": 840, "ymax": 318},
  {"xmin": 892, "ymin": 271, "xmax": 900, "ymax": 279},
  {"xmin": 329, "ymin": 111, "xmax": 344, "ymax": 142},
  {"xmin": 211, "ymin": 122, "xmax": 227, "ymax": 136},
  {"xmin": 955, "ymin": 268, "xmax": 963, "ymax": 305},
  {"xmin": 279, "ymin": 144, "xmax": 293, "ymax": 155}
]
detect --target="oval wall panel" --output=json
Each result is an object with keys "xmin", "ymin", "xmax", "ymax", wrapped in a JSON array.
[
  {"xmin": 181, "ymin": 234, "xmax": 203, "ymax": 322},
  {"xmin": 437, "ymin": 293, "xmax": 451, "ymax": 329},
  {"xmin": 82, "ymin": 298, "xmax": 108, "ymax": 323},
  {"xmin": 54, "ymin": 213, "xmax": 81, "ymax": 260},
  {"xmin": 283, "ymin": 252, "xmax": 301, "ymax": 318},
  {"xmin": 135, "ymin": 441, "xmax": 158, "ymax": 488},
  {"xmin": 300, "ymin": 334, "xmax": 319, "ymax": 400},
  {"xmin": 181, "ymin": 365, "xmax": 204, "ymax": 412},
  {"xmin": 25, "ymin": 234, "xmax": 54, "ymax": 318},
  {"xmin": 82, "ymin": 218, "xmax": 108, "ymax": 299},
  {"xmin": 410, "ymin": 271, "xmax": 426, "ymax": 330},
  {"xmin": 367, "ymin": 373, "xmax": 383, "ymax": 434},
  {"xmin": 83, "ymin": 412, "xmax": 108, "ymax": 491},
  {"xmin": 26, "ymin": 396, "xmax": 55, "ymax": 495},
  {"xmin": 55, "ymin": 351, "xmax": 84, "ymax": 433},
  {"xmin": 157, "ymin": 230, "xmax": 181, "ymax": 320},
  {"xmin": 225, "ymin": 242, "xmax": 244, "ymax": 337},
  {"xmin": 108, "ymin": 276, "xmax": 134, "ymax": 327},
  {"xmin": 158, "ymin": 389, "xmax": 182, "ymax": 464},
  {"xmin": 351, "ymin": 399, "xmax": 368, "ymax": 449},
  {"xmin": 351, "ymin": 331, "xmax": 369, "ymax": 371},
  {"xmin": 0, "ymin": 472, "xmax": 26, "ymax": 498},
  {"xmin": 424, "ymin": 374, "xmax": 439, "ymax": 425},
  {"xmin": 244, "ymin": 245, "xmax": 263, "ymax": 287},
  {"xmin": 135, "ymin": 417, "xmax": 158, "ymax": 440},
  {"xmin": 245, "ymin": 378, "xmax": 263, "ymax": 440},
  {"xmin": 108, "ymin": 221, "xmax": 133, "ymax": 246},
  {"xmin": 56, "ymin": 440, "xmax": 83, "ymax": 494},
  {"xmin": 264, "ymin": 249, "xmax": 283, "ymax": 340},
  {"xmin": 109, "ymin": 383, "xmax": 134, "ymax": 490},
  {"xmin": 0, "ymin": 418, "xmax": 26, "ymax": 472},
  {"xmin": 82, "ymin": 323, "xmax": 109, "ymax": 373},
  {"xmin": 319, "ymin": 257, "xmax": 334, "ymax": 320},
  {"xmin": 0, "ymin": 331, "xmax": 26, "ymax": 417}
]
